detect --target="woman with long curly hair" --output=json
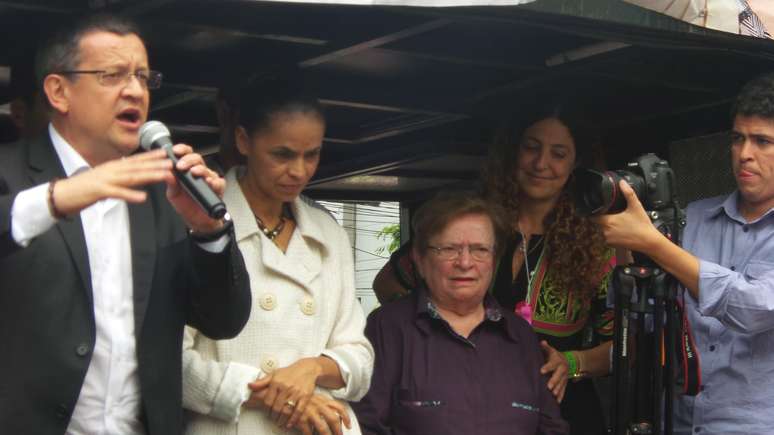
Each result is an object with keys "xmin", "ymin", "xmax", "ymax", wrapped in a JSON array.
[{"xmin": 372, "ymin": 103, "xmax": 616, "ymax": 434}]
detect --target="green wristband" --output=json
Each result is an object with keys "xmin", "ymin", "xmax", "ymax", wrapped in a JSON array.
[{"xmin": 563, "ymin": 351, "xmax": 578, "ymax": 377}]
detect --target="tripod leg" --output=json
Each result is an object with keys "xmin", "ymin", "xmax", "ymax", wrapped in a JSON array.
[
  {"xmin": 634, "ymin": 305, "xmax": 653, "ymax": 431},
  {"xmin": 652, "ymin": 287, "xmax": 664, "ymax": 435},
  {"xmin": 663, "ymin": 278, "xmax": 678, "ymax": 435},
  {"xmin": 612, "ymin": 268, "xmax": 635, "ymax": 435}
]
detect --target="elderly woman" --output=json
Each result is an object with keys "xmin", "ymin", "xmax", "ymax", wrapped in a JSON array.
[
  {"xmin": 182, "ymin": 72, "xmax": 374, "ymax": 435},
  {"xmin": 353, "ymin": 192, "xmax": 568, "ymax": 435}
]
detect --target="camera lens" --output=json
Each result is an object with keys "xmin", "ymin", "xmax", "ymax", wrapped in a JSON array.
[
  {"xmin": 573, "ymin": 154, "xmax": 674, "ymax": 216},
  {"xmin": 572, "ymin": 168, "xmax": 616, "ymax": 216}
]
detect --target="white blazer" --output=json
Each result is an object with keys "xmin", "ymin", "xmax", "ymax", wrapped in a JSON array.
[{"xmin": 182, "ymin": 167, "xmax": 374, "ymax": 435}]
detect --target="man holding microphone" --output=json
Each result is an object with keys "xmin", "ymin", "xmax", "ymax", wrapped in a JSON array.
[{"xmin": 0, "ymin": 14, "xmax": 250, "ymax": 435}]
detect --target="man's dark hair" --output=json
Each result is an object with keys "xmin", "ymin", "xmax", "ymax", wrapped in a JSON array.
[
  {"xmin": 34, "ymin": 13, "xmax": 141, "ymax": 86},
  {"xmin": 730, "ymin": 72, "xmax": 774, "ymax": 121}
]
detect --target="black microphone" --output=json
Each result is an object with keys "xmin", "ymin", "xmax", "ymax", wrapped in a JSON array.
[{"xmin": 139, "ymin": 121, "xmax": 227, "ymax": 219}]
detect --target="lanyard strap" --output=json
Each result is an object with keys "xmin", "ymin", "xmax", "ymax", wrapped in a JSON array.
[
  {"xmin": 528, "ymin": 248, "xmax": 549, "ymax": 305},
  {"xmin": 514, "ymin": 238, "xmax": 548, "ymax": 325},
  {"xmin": 522, "ymin": 236, "xmax": 548, "ymax": 304}
]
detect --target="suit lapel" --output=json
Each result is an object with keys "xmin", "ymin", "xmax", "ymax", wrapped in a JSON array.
[
  {"xmin": 128, "ymin": 196, "xmax": 156, "ymax": 337},
  {"xmin": 27, "ymin": 134, "xmax": 94, "ymax": 305}
]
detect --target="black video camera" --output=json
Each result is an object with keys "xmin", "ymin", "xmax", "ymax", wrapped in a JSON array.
[{"xmin": 573, "ymin": 153, "xmax": 677, "ymax": 216}]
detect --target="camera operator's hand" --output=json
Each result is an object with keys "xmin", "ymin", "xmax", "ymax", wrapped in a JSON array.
[
  {"xmin": 591, "ymin": 180, "xmax": 661, "ymax": 253},
  {"xmin": 593, "ymin": 180, "xmax": 701, "ymax": 298}
]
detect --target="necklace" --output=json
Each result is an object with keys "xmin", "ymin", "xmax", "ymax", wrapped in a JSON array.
[
  {"xmin": 519, "ymin": 232, "xmax": 545, "ymax": 283},
  {"xmin": 524, "ymin": 234, "xmax": 544, "ymax": 256},
  {"xmin": 520, "ymin": 233, "xmax": 534, "ymax": 278},
  {"xmin": 254, "ymin": 204, "xmax": 289, "ymax": 241},
  {"xmin": 514, "ymin": 231, "xmax": 547, "ymax": 325}
]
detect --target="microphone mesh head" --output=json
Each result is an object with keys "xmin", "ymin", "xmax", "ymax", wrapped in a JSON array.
[{"xmin": 139, "ymin": 120, "xmax": 171, "ymax": 151}]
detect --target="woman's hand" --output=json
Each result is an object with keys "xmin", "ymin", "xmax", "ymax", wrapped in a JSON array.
[
  {"xmin": 243, "ymin": 382, "xmax": 268, "ymax": 410},
  {"xmin": 243, "ymin": 389, "xmax": 351, "ymax": 434},
  {"xmin": 247, "ymin": 358, "xmax": 323, "ymax": 426},
  {"xmin": 294, "ymin": 394, "xmax": 352, "ymax": 435},
  {"xmin": 539, "ymin": 341, "xmax": 569, "ymax": 403}
]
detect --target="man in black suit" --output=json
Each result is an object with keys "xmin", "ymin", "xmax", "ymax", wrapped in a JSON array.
[{"xmin": 0, "ymin": 14, "xmax": 251, "ymax": 435}]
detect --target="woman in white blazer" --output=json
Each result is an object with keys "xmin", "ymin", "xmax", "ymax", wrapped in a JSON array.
[{"xmin": 182, "ymin": 71, "xmax": 374, "ymax": 435}]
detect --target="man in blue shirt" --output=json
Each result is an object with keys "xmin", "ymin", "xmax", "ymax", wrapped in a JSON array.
[{"xmin": 594, "ymin": 73, "xmax": 774, "ymax": 435}]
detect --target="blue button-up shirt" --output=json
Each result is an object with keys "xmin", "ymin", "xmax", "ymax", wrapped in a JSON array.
[{"xmin": 675, "ymin": 191, "xmax": 774, "ymax": 435}]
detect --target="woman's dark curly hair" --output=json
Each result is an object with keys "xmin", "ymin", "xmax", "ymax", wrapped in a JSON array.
[{"xmin": 482, "ymin": 102, "xmax": 609, "ymax": 300}]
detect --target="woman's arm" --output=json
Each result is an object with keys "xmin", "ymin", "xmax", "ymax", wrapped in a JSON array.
[
  {"xmin": 373, "ymin": 261, "xmax": 410, "ymax": 303},
  {"xmin": 246, "ymin": 354, "xmax": 347, "ymax": 424},
  {"xmin": 373, "ymin": 241, "xmax": 416, "ymax": 303},
  {"xmin": 181, "ymin": 326, "xmax": 261, "ymax": 422},
  {"xmin": 572, "ymin": 340, "xmax": 612, "ymax": 377},
  {"xmin": 315, "ymin": 225, "xmax": 375, "ymax": 401},
  {"xmin": 571, "ymin": 245, "xmax": 618, "ymax": 378},
  {"xmin": 314, "ymin": 355, "xmax": 347, "ymax": 389}
]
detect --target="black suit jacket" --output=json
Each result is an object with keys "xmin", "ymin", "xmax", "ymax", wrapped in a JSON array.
[{"xmin": 0, "ymin": 134, "xmax": 251, "ymax": 434}]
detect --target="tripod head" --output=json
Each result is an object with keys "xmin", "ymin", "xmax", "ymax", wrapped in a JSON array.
[{"xmin": 631, "ymin": 204, "xmax": 685, "ymax": 268}]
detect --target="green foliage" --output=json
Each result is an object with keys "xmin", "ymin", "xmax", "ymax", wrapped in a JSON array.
[{"xmin": 375, "ymin": 223, "xmax": 401, "ymax": 255}]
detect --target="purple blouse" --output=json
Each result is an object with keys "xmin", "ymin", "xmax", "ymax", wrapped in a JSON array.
[{"xmin": 352, "ymin": 290, "xmax": 568, "ymax": 435}]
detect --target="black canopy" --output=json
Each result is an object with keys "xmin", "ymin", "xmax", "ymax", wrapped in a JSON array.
[{"xmin": 2, "ymin": 0, "xmax": 773, "ymax": 200}]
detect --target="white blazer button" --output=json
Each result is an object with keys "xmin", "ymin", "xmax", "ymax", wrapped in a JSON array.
[
  {"xmin": 300, "ymin": 296, "xmax": 316, "ymax": 316},
  {"xmin": 260, "ymin": 293, "xmax": 277, "ymax": 311},
  {"xmin": 261, "ymin": 356, "xmax": 278, "ymax": 374}
]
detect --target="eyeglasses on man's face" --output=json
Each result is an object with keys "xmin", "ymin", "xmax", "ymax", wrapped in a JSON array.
[
  {"xmin": 56, "ymin": 69, "xmax": 163, "ymax": 90},
  {"xmin": 426, "ymin": 244, "xmax": 494, "ymax": 262}
]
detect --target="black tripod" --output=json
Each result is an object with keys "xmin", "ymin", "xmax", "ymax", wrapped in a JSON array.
[{"xmin": 610, "ymin": 208, "xmax": 684, "ymax": 435}]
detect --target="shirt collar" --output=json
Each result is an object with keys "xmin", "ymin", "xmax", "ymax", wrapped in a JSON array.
[
  {"xmin": 706, "ymin": 190, "xmax": 774, "ymax": 224},
  {"xmin": 49, "ymin": 123, "xmax": 91, "ymax": 176},
  {"xmin": 414, "ymin": 289, "xmax": 518, "ymax": 342}
]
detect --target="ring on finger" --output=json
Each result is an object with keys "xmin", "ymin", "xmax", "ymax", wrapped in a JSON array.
[{"xmin": 285, "ymin": 400, "xmax": 296, "ymax": 408}]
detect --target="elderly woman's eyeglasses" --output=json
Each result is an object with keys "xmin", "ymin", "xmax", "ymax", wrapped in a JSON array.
[
  {"xmin": 56, "ymin": 69, "xmax": 163, "ymax": 90},
  {"xmin": 427, "ymin": 245, "xmax": 494, "ymax": 262}
]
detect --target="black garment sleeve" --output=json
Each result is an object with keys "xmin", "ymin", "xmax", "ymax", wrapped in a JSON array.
[{"xmin": 185, "ymin": 224, "xmax": 251, "ymax": 340}]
